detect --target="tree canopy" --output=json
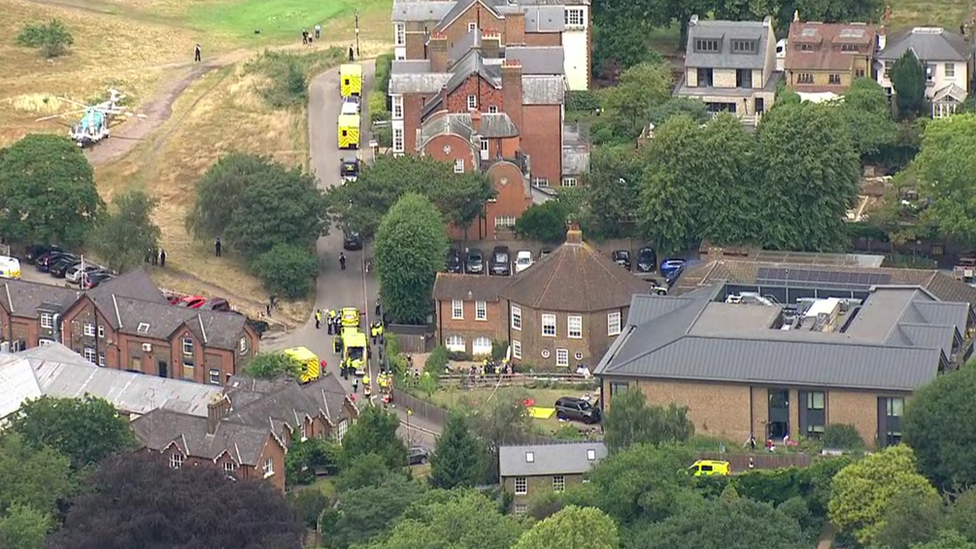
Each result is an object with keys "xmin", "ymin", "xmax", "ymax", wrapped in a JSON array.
[
  {"xmin": 0, "ymin": 134, "xmax": 102, "ymax": 246},
  {"xmin": 910, "ymin": 114, "xmax": 976, "ymax": 246},
  {"xmin": 89, "ymin": 190, "xmax": 161, "ymax": 272},
  {"xmin": 514, "ymin": 506, "xmax": 619, "ymax": 549},
  {"xmin": 603, "ymin": 388, "xmax": 693, "ymax": 452},
  {"xmin": 460, "ymin": 387, "xmax": 535, "ymax": 482},
  {"xmin": 514, "ymin": 201, "xmax": 569, "ymax": 243},
  {"xmin": 322, "ymin": 474, "xmax": 424, "ymax": 549},
  {"xmin": 49, "ymin": 454, "xmax": 304, "ymax": 549},
  {"xmin": 603, "ymin": 61, "xmax": 673, "ymax": 139},
  {"xmin": 838, "ymin": 78, "xmax": 900, "ymax": 161},
  {"xmin": 374, "ymin": 193, "xmax": 449, "ymax": 324},
  {"xmin": 6, "ymin": 396, "xmax": 134, "ymax": 470},
  {"xmin": 429, "ymin": 413, "xmax": 485, "ymax": 489},
  {"xmin": 828, "ymin": 445, "xmax": 938, "ymax": 546},
  {"xmin": 891, "ymin": 49, "xmax": 926, "ymax": 118},
  {"xmin": 0, "ymin": 433, "xmax": 72, "ymax": 517},
  {"xmin": 16, "ymin": 19, "xmax": 74, "ymax": 58},
  {"xmin": 243, "ymin": 353, "xmax": 303, "ymax": 381},
  {"xmin": 249, "ymin": 243, "xmax": 319, "ymax": 298},
  {"xmin": 339, "ymin": 405, "xmax": 407, "ymax": 470}
]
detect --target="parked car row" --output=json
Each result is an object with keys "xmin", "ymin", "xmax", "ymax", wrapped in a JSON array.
[
  {"xmin": 25, "ymin": 244, "xmax": 116, "ymax": 289},
  {"xmin": 611, "ymin": 247, "xmax": 688, "ymax": 283},
  {"xmin": 165, "ymin": 294, "xmax": 232, "ymax": 312},
  {"xmin": 446, "ymin": 246, "xmax": 537, "ymax": 276}
]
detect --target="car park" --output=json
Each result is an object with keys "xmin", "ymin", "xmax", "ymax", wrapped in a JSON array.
[
  {"xmin": 636, "ymin": 247, "xmax": 657, "ymax": 273},
  {"xmin": 0, "ymin": 256, "xmax": 22, "ymax": 280},
  {"xmin": 65, "ymin": 262, "xmax": 104, "ymax": 283},
  {"xmin": 408, "ymin": 446, "xmax": 430, "ymax": 465},
  {"xmin": 514, "ymin": 250, "xmax": 533, "ymax": 273},
  {"xmin": 611, "ymin": 250, "xmax": 631, "ymax": 270},
  {"xmin": 26, "ymin": 244, "xmax": 61, "ymax": 265},
  {"xmin": 465, "ymin": 249, "xmax": 485, "ymax": 274},
  {"xmin": 36, "ymin": 251, "xmax": 74, "ymax": 272},
  {"xmin": 660, "ymin": 258, "xmax": 687, "ymax": 281},
  {"xmin": 554, "ymin": 397, "xmax": 601, "ymax": 424},
  {"xmin": 446, "ymin": 249, "xmax": 462, "ymax": 273},
  {"xmin": 49, "ymin": 256, "xmax": 82, "ymax": 278},
  {"xmin": 489, "ymin": 246, "xmax": 511, "ymax": 276},
  {"xmin": 343, "ymin": 230, "xmax": 363, "ymax": 250}
]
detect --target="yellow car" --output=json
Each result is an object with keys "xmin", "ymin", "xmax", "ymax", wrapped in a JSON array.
[{"xmin": 689, "ymin": 459, "xmax": 731, "ymax": 476}]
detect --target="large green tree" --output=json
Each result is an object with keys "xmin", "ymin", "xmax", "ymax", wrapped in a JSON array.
[
  {"xmin": 912, "ymin": 531, "xmax": 976, "ymax": 549},
  {"xmin": 947, "ymin": 487, "xmax": 976, "ymax": 543},
  {"xmin": 891, "ymin": 49, "xmax": 926, "ymax": 118},
  {"xmin": 326, "ymin": 155, "xmax": 493, "ymax": 241},
  {"xmin": 339, "ymin": 405, "xmax": 407, "ymax": 470},
  {"xmin": 89, "ymin": 190, "xmax": 161, "ymax": 272},
  {"xmin": 6, "ymin": 396, "xmax": 134, "ymax": 470},
  {"xmin": 374, "ymin": 193, "xmax": 448, "ymax": 324},
  {"xmin": 429, "ymin": 413, "xmax": 485, "ymax": 489},
  {"xmin": 875, "ymin": 488, "xmax": 944, "ymax": 549},
  {"xmin": 0, "ymin": 134, "xmax": 102, "ymax": 245},
  {"xmin": 603, "ymin": 388, "xmax": 693, "ymax": 452},
  {"xmin": 910, "ymin": 114, "xmax": 976, "ymax": 246},
  {"xmin": 0, "ymin": 433, "xmax": 72, "ymax": 516},
  {"xmin": 460, "ymin": 387, "xmax": 535, "ymax": 482},
  {"xmin": 0, "ymin": 503, "xmax": 53, "ymax": 549},
  {"xmin": 49, "ymin": 454, "xmax": 304, "ymax": 549},
  {"xmin": 514, "ymin": 506, "xmax": 619, "ymax": 549},
  {"xmin": 243, "ymin": 353, "xmax": 303, "ymax": 381},
  {"xmin": 829, "ymin": 445, "xmax": 938, "ymax": 546},
  {"xmin": 514, "ymin": 201, "xmax": 568, "ymax": 243},
  {"xmin": 755, "ymin": 101, "xmax": 859, "ymax": 251},
  {"xmin": 603, "ymin": 61, "xmax": 673, "ymax": 140},
  {"xmin": 322, "ymin": 475, "xmax": 424, "ymax": 549},
  {"xmin": 580, "ymin": 145, "xmax": 646, "ymax": 238},
  {"xmin": 187, "ymin": 152, "xmax": 327, "ymax": 258},
  {"xmin": 839, "ymin": 78, "xmax": 899, "ymax": 161}
]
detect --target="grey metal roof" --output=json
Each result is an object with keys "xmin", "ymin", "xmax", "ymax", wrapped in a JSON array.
[
  {"xmin": 390, "ymin": 72, "xmax": 452, "ymax": 94},
  {"xmin": 685, "ymin": 18, "xmax": 774, "ymax": 70},
  {"xmin": 522, "ymin": 75, "xmax": 565, "ymax": 104},
  {"xmin": 391, "ymin": 59, "xmax": 433, "ymax": 75},
  {"xmin": 596, "ymin": 284, "xmax": 966, "ymax": 392},
  {"xmin": 523, "ymin": 5, "xmax": 565, "ymax": 32},
  {"xmin": 0, "ymin": 279, "xmax": 79, "ymax": 319},
  {"xmin": 132, "ymin": 408, "xmax": 275, "ymax": 466},
  {"xmin": 479, "ymin": 113, "xmax": 520, "ymax": 137},
  {"xmin": 520, "ymin": 0, "xmax": 588, "ymax": 5},
  {"xmin": 505, "ymin": 46, "xmax": 565, "ymax": 74},
  {"xmin": 878, "ymin": 27, "xmax": 971, "ymax": 61},
  {"xmin": 392, "ymin": 0, "xmax": 455, "ymax": 22},
  {"xmin": 499, "ymin": 441, "xmax": 607, "ymax": 476}
]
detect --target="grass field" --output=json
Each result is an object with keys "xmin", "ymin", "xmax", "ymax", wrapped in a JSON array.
[{"xmin": 430, "ymin": 386, "xmax": 599, "ymax": 433}]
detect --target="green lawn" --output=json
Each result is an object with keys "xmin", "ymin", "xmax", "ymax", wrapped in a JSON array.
[
  {"xmin": 192, "ymin": 0, "xmax": 391, "ymax": 42},
  {"xmin": 888, "ymin": 0, "xmax": 970, "ymax": 31},
  {"xmin": 430, "ymin": 386, "xmax": 600, "ymax": 434}
]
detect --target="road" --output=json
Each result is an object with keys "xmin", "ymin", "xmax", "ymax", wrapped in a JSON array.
[{"xmin": 263, "ymin": 61, "xmax": 438, "ymax": 448}]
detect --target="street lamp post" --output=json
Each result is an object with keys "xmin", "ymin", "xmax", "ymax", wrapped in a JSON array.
[{"xmin": 355, "ymin": 11, "xmax": 361, "ymax": 57}]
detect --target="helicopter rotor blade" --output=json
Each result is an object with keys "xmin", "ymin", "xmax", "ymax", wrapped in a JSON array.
[
  {"xmin": 54, "ymin": 97, "xmax": 91, "ymax": 109},
  {"xmin": 35, "ymin": 109, "xmax": 88, "ymax": 122}
]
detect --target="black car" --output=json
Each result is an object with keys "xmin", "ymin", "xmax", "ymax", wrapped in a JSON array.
[
  {"xmin": 489, "ymin": 246, "xmax": 511, "ymax": 276},
  {"xmin": 247, "ymin": 318, "xmax": 270, "ymax": 337},
  {"xmin": 49, "ymin": 257, "xmax": 81, "ymax": 278},
  {"xmin": 343, "ymin": 230, "xmax": 363, "ymax": 250},
  {"xmin": 446, "ymin": 249, "xmax": 462, "ymax": 273},
  {"xmin": 202, "ymin": 298, "xmax": 232, "ymax": 312},
  {"xmin": 555, "ymin": 397, "xmax": 601, "ymax": 424},
  {"xmin": 612, "ymin": 250, "xmax": 631, "ymax": 270},
  {"xmin": 636, "ymin": 246, "xmax": 657, "ymax": 273},
  {"xmin": 26, "ymin": 244, "xmax": 62, "ymax": 265},
  {"xmin": 82, "ymin": 270, "xmax": 114, "ymax": 289},
  {"xmin": 37, "ymin": 252, "xmax": 75, "ymax": 273},
  {"xmin": 465, "ymin": 249, "xmax": 485, "ymax": 274},
  {"xmin": 407, "ymin": 446, "xmax": 430, "ymax": 465}
]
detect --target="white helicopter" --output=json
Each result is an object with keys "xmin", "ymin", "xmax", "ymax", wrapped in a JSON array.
[{"xmin": 35, "ymin": 88, "xmax": 146, "ymax": 148}]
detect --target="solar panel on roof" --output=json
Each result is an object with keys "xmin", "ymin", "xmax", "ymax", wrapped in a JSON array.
[
  {"xmin": 878, "ymin": 273, "xmax": 892, "ymax": 284},
  {"xmin": 758, "ymin": 267, "xmax": 771, "ymax": 279},
  {"xmin": 801, "ymin": 28, "xmax": 817, "ymax": 36}
]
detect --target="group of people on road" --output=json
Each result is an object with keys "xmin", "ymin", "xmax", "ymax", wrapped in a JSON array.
[{"xmin": 318, "ymin": 308, "xmax": 343, "ymax": 334}]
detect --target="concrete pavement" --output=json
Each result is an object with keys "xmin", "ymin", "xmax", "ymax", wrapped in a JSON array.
[{"xmin": 263, "ymin": 60, "xmax": 440, "ymax": 448}]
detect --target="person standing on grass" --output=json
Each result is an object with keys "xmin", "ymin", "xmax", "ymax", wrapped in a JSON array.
[
  {"xmin": 348, "ymin": 46, "xmax": 354, "ymax": 61},
  {"xmin": 159, "ymin": 249, "xmax": 166, "ymax": 267},
  {"xmin": 194, "ymin": 44, "xmax": 201, "ymax": 62},
  {"xmin": 315, "ymin": 23, "xmax": 321, "ymax": 39},
  {"xmin": 214, "ymin": 237, "xmax": 222, "ymax": 257},
  {"xmin": 302, "ymin": 29, "xmax": 309, "ymax": 45}
]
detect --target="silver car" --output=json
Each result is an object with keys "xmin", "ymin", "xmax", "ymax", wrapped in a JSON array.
[{"xmin": 65, "ymin": 263, "xmax": 103, "ymax": 283}]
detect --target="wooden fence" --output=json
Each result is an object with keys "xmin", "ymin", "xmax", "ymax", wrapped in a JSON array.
[{"xmin": 696, "ymin": 451, "xmax": 812, "ymax": 471}]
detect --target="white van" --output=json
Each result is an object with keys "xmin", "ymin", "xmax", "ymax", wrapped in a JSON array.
[{"xmin": 0, "ymin": 256, "xmax": 22, "ymax": 280}]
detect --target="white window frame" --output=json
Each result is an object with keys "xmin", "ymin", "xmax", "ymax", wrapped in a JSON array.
[
  {"xmin": 84, "ymin": 322, "xmax": 95, "ymax": 337},
  {"xmin": 170, "ymin": 453, "xmax": 184, "ymax": 469},
  {"xmin": 392, "ymin": 95, "xmax": 404, "ymax": 119},
  {"xmin": 514, "ymin": 503, "xmax": 528, "ymax": 515},
  {"xmin": 223, "ymin": 461, "xmax": 237, "ymax": 473},
  {"xmin": 475, "ymin": 300, "xmax": 487, "ymax": 321},
  {"xmin": 445, "ymin": 334, "xmax": 465, "ymax": 353},
  {"xmin": 98, "ymin": 325, "xmax": 105, "ymax": 338},
  {"xmin": 137, "ymin": 322, "xmax": 150, "ymax": 334},
  {"xmin": 565, "ymin": 7, "xmax": 585, "ymax": 28},
  {"xmin": 586, "ymin": 448, "xmax": 596, "ymax": 461},
  {"xmin": 494, "ymin": 216, "xmax": 516, "ymax": 228},
  {"xmin": 336, "ymin": 419, "xmax": 349, "ymax": 442},
  {"xmin": 472, "ymin": 336, "xmax": 492, "ymax": 356},
  {"xmin": 182, "ymin": 337, "xmax": 194, "ymax": 356},
  {"xmin": 454, "ymin": 159, "xmax": 464, "ymax": 173},
  {"xmin": 525, "ymin": 451, "xmax": 535, "ymax": 462},
  {"xmin": 468, "ymin": 22, "xmax": 477, "ymax": 33},
  {"xmin": 553, "ymin": 475, "xmax": 565, "ymax": 492},
  {"xmin": 209, "ymin": 369, "xmax": 221, "ymax": 385},
  {"xmin": 98, "ymin": 352, "xmax": 105, "ymax": 367},
  {"xmin": 946, "ymin": 62, "xmax": 956, "ymax": 78},
  {"xmin": 394, "ymin": 23, "xmax": 405, "ymax": 46},
  {"xmin": 562, "ymin": 177, "xmax": 579, "ymax": 187},
  {"xmin": 608, "ymin": 312, "xmax": 622, "ymax": 336},
  {"xmin": 488, "ymin": 105, "xmax": 498, "ymax": 114},
  {"xmin": 533, "ymin": 177, "xmax": 550, "ymax": 188},
  {"xmin": 84, "ymin": 347, "xmax": 96, "ymax": 364},
  {"xmin": 40, "ymin": 313, "xmax": 53, "ymax": 329},
  {"xmin": 263, "ymin": 457, "xmax": 274, "ymax": 477},
  {"xmin": 392, "ymin": 126, "xmax": 405, "ymax": 153},
  {"xmin": 542, "ymin": 313, "xmax": 556, "ymax": 337},
  {"xmin": 512, "ymin": 339, "xmax": 522, "ymax": 359},
  {"xmin": 452, "ymin": 299, "xmax": 464, "ymax": 320},
  {"xmin": 568, "ymin": 315, "xmax": 582, "ymax": 339},
  {"xmin": 467, "ymin": 94, "xmax": 477, "ymax": 110},
  {"xmin": 511, "ymin": 306, "xmax": 522, "ymax": 331},
  {"xmin": 514, "ymin": 476, "xmax": 527, "ymax": 495},
  {"xmin": 300, "ymin": 422, "xmax": 308, "ymax": 441},
  {"xmin": 556, "ymin": 348, "xmax": 569, "ymax": 367},
  {"xmin": 239, "ymin": 337, "xmax": 248, "ymax": 355}
]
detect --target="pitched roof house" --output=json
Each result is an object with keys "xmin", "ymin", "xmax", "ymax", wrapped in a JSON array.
[
  {"xmin": 0, "ymin": 279, "xmax": 81, "ymax": 351},
  {"xmin": 876, "ymin": 27, "xmax": 971, "ymax": 117},
  {"xmin": 500, "ymin": 441, "xmax": 607, "ymax": 514},
  {"xmin": 785, "ymin": 21, "xmax": 876, "ymax": 94}
]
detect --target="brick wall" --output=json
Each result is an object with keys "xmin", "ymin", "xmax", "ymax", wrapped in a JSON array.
[
  {"xmin": 828, "ymin": 389, "xmax": 885, "ymax": 448},
  {"xmin": 525, "ymin": 32, "xmax": 561, "ymax": 47},
  {"xmin": 483, "ymin": 162, "xmax": 532, "ymax": 240},
  {"xmin": 502, "ymin": 473, "xmax": 586, "ymax": 508},
  {"xmin": 511, "ymin": 305, "xmax": 622, "ymax": 369},
  {"xmin": 441, "ymin": 4, "xmax": 504, "ymax": 48},
  {"xmin": 423, "ymin": 134, "xmax": 479, "ymax": 173},
  {"xmin": 403, "ymin": 93, "xmax": 431, "ymax": 153},
  {"xmin": 520, "ymin": 104, "xmax": 561, "ymax": 183},
  {"xmin": 435, "ymin": 298, "xmax": 506, "ymax": 354},
  {"xmin": 63, "ymin": 298, "xmax": 117, "ymax": 367},
  {"xmin": 445, "ymin": 74, "xmax": 503, "ymax": 114},
  {"xmin": 504, "ymin": 12, "xmax": 525, "ymax": 45}
]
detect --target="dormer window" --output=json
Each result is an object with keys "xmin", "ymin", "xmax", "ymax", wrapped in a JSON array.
[
  {"xmin": 694, "ymin": 38, "xmax": 720, "ymax": 53},
  {"xmin": 799, "ymin": 43, "xmax": 813, "ymax": 52},
  {"xmin": 731, "ymin": 39, "xmax": 757, "ymax": 53},
  {"xmin": 840, "ymin": 44, "xmax": 859, "ymax": 52},
  {"xmin": 525, "ymin": 451, "xmax": 535, "ymax": 463},
  {"xmin": 137, "ymin": 322, "xmax": 150, "ymax": 334}
]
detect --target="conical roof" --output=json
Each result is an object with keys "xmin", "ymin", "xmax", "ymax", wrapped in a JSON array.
[{"xmin": 501, "ymin": 228, "xmax": 651, "ymax": 312}]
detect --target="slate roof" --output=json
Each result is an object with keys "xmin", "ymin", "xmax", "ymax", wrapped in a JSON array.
[
  {"xmin": 500, "ymin": 231, "xmax": 651, "ymax": 312},
  {"xmin": 878, "ymin": 27, "xmax": 971, "ymax": 61},
  {"xmin": 505, "ymin": 46, "xmax": 565, "ymax": 74},
  {"xmin": 785, "ymin": 22, "xmax": 876, "ymax": 71},
  {"xmin": 104, "ymin": 295, "xmax": 247, "ymax": 351},
  {"xmin": 132, "ymin": 408, "xmax": 276, "ymax": 466},
  {"xmin": 433, "ymin": 272, "xmax": 515, "ymax": 302},
  {"xmin": 675, "ymin": 259, "xmax": 976, "ymax": 307},
  {"xmin": 522, "ymin": 75, "xmax": 566, "ymax": 104},
  {"xmin": 499, "ymin": 441, "xmax": 607, "ymax": 476},
  {"xmin": 523, "ymin": 5, "xmax": 565, "ymax": 32},
  {"xmin": 685, "ymin": 17, "xmax": 774, "ymax": 70},
  {"xmin": 391, "ymin": 0, "xmax": 455, "ymax": 22},
  {"xmin": 89, "ymin": 269, "xmax": 167, "ymax": 305},
  {"xmin": 595, "ymin": 284, "xmax": 969, "ymax": 392},
  {"xmin": 224, "ymin": 373, "xmax": 355, "ymax": 431},
  {"xmin": 390, "ymin": 71, "xmax": 453, "ymax": 94},
  {"xmin": 0, "ymin": 279, "xmax": 79, "ymax": 318}
]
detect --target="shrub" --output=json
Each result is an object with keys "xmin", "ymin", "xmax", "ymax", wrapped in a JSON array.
[
  {"xmin": 369, "ymin": 91, "xmax": 389, "ymax": 122},
  {"xmin": 287, "ymin": 487, "xmax": 331, "ymax": 528},
  {"xmin": 17, "ymin": 19, "xmax": 73, "ymax": 58},
  {"xmin": 425, "ymin": 346, "xmax": 449, "ymax": 375},
  {"xmin": 821, "ymin": 424, "xmax": 865, "ymax": 450},
  {"xmin": 448, "ymin": 350, "xmax": 470, "ymax": 361},
  {"xmin": 375, "ymin": 53, "xmax": 394, "ymax": 94},
  {"xmin": 244, "ymin": 48, "xmax": 343, "ymax": 108},
  {"xmin": 250, "ymin": 244, "xmax": 318, "ymax": 298},
  {"xmin": 514, "ymin": 201, "xmax": 568, "ymax": 243},
  {"xmin": 566, "ymin": 90, "xmax": 602, "ymax": 112},
  {"xmin": 373, "ymin": 124, "xmax": 392, "ymax": 147},
  {"xmin": 491, "ymin": 340, "xmax": 508, "ymax": 361}
]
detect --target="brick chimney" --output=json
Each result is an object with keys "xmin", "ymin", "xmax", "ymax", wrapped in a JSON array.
[
  {"xmin": 470, "ymin": 108, "xmax": 482, "ymax": 134},
  {"xmin": 429, "ymin": 30, "xmax": 448, "ymax": 72},
  {"xmin": 482, "ymin": 29, "xmax": 501, "ymax": 58},
  {"xmin": 207, "ymin": 395, "xmax": 230, "ymax": 435},
  {"xmin": 504, "ymin": 11, "xmax": 525, "ymax": 45},
  {"xmin": 501, "ymin": 59, "xmax": 523, "ymax": 132},
  {"xmin": 566, "ymin": 223, "xmax": 582, "ymax": 245}
]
